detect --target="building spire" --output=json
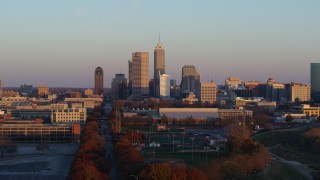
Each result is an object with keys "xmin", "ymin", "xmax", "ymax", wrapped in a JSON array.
[{"xmin": 158, "ymin": 33, "xmax": 160, "ymax": 43}]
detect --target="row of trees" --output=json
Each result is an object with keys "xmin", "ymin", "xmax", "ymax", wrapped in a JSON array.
[
  {"xmin": 113, "ymin": 99, "xmax": 218, "ymax": 110},
  {"xmin": 113, "ymin": 132, "xmax": 147, "ymax": 179},
  {"xmin": 69, "ymin": 116, "xmax": 109, "ymax": 179},
  {"xmin": 140, "ymin": 163, "xmax": 208, "ymax": 180}
]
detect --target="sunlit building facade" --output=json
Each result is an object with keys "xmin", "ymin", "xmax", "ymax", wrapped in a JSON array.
[
  {"xmin": 38, "ymin": 84, "xmax": 49, "ymax": 97},
  {"xmin": 51, "ymin": 108, "xmax": 87, "ymax": 124},
  {"xmin": 159, "ymin": 74, "xmax": 170, "ymax": 100},
  {"xmin": 289, "ymin": 83, "xmax": 310, "ymax": 102},
  {"xmin": 200, "ymin": 82, "xmax": 217, "ymax": 103},
  {"xmin": 154, "ymin": 38, "xmax": 165, "ymax": 97},
  {"xmin": 131, "ymin": 52, "xmax": 149, "ymax": 100}
]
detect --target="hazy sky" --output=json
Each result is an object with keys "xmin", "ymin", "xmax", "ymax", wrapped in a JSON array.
[{"xmin": 0, "ymin": 0, "xmax": 319, "ymax": 87}]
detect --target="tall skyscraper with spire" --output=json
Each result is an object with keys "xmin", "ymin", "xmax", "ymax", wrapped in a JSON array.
[
  {"xmin": 154, "ymin": 34, "xmax": 165, "ymax": 97},
  {"xmin": 94, "ymin": 67, "xmax": 104, "ymax": 96}
]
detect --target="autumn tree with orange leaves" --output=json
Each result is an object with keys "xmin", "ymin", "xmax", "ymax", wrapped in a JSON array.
[{"xmin": 69, "ymin": 116, "xmax": 109, "ymax": 180}]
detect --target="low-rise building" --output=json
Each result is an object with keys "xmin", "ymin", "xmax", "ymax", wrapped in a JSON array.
[
  {"xmin": 64, "ymin": 97, "xmax": 103, "ymax": 107},
  {"xmin": 302, "ymin": 104, "xmax": 319, "ymax": 117},
  {"xmin": 51, "ymin": 108, "xmax": 87, "ymax": 124},
  {"xmin": 218, "ymin": 108, "xmax": 253, "ymax": 119},
  {"xmin": 159, "ymin": 108, "xmax": 219, "ymax": 120},
  {"xmin": 0, "ymin": 123, "xmax": 80, "ymax": 142},
  {"xmin": 255, "ymin": 101, "xmax": 277, "ymax": 107},
  {"xmin": 51, "ymin": 103, "xmax": 68, "ymax": 109},
  {"xmin": 182, "ymin": 92, "xmax": 198, "ymax": 104},
  {"xmin": 10, "ymin": 109, "xmax": 52, "ymax": 120}
]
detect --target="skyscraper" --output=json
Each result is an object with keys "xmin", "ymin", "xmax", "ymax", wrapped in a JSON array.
[
  {"xmin": 111, "ymin": 74, "xmax": 128, "ymax": 100},
  {"xmin": 131, "ymin": 52, "xmax": 149, "ymax": 100},
  {"xmin": 159, "ymin": 74, "xmax": 170, "ymax": 100},
  {"xmin": 289, "ymin": 83, "xmax": 310, "ymax": 102},
  {"xmin": 154, "ymin": 36, "xmax": 165, "ymax": 97},
  {"xmin": 311, "ymin": 63, "xmax": 320, "ymax": 101},
  {"xmin": 38, "ymin": 84, "xmax": 49, "ymax": 97},
  {"xmin": 19, "ymin": 84, "xmax": 34, "ymax": 97},
  {"xmin": 94, "ymin": 67, "xmax": 104, "ymax": 96},
  {"xmin": 200, "ymin": 82, "xmax": 217, "ymax": 103},
  {"xmin": 181, "ymin": 65, "xmax": 200, "ymax": 95}
]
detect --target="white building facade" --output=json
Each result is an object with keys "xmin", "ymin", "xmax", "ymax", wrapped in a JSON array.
[
  {"xmin": 159, "ymin": 74, "xmax": 170, "ymax": 100},
  {"xmin": 51, "ymin": 108, "xmax": 87, "ymax": 124}
]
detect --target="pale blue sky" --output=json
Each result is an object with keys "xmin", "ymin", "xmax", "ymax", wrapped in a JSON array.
[{"xmin": 0, "ymin": 0, "xmax": 319, "ymax": 87}]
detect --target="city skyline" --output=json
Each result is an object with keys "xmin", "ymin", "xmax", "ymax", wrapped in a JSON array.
[{"xmin": 1, "ymin": 0, "xmax": 319, "ymax": 87}]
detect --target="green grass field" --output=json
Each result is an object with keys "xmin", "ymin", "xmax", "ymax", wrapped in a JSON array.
[
  {"xmin": 142, "ymin": 131, "xmax": 227, "ymax": 167},
  {"xmin": 142, "ymin": 149, "xmax": 228, "ymax": 167}
]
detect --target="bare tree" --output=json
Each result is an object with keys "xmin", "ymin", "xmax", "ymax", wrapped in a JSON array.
[{"xmin": 227, "ymin": 120, "xmax": 250, "ymax": 152}]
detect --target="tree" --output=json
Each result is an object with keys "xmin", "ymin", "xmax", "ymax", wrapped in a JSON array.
[
  {"xmin": 69, "ymin": 113, "xmax": 110, "ymax": 180},
  {"xmin": 140, "ymin": 163, "xmax": 172, "ymax": 180},
  {"xmin": 226, "ymin": 120, "xmax": 250, "ymax": 152},
  {"xmin": 187, "ymin": 167, "xmax": 208, "ymax": 180},
  {"xmin": 171, "ymin": 165, "xmax": 187, "ymax": 180},
  {"xmin": 254, "ymin": 114, "xmax": 270, "ymax": 127}
]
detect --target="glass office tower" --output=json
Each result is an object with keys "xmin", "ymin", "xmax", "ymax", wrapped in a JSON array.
[{"xmin": 311, "ymin": 63, "xmax": 320, "ymax": 102}]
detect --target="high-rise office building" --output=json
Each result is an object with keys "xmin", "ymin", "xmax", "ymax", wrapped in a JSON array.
[
  {"xmin": 200, "ymin": 82, "xmax": 217, "ymax": 103},
  {"xmin": 19, "ymin": 84, "xmax": 34, "ymax": 97},
  {"xmin": 289, "ymin": 83, "xmax": 310, "ymax": 102},
  {"xmin": 181, "ymin": 65, "xmax": 200, "ymax": 95},
  {"xmin": 159, "ymin": 74, "xmax": 170, "ymax": 100},
  {"xmin": 111, "ymin": 74, "xmax": 128, "ymax": 100},
  {"xmin": 38, "ymin": 84, "xmax": 49, "ymax": 97},
  {"xmin": 131, "ymin": 52, "xmax": 149, "ymax": 100},
  {"xmin": 311, "ymin": 63, "xmax": 320, "ymax": 102},
  {"xmin": 266, "ymin": 79, "xmax": 287, "ymax": 102},
  {"xmin": 154, "ymin": 37, "xmax": 165, "ymax": 97},
  {"xmin": 94, "ymin": 67, "xmax": 104, "ymax": 96}
]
